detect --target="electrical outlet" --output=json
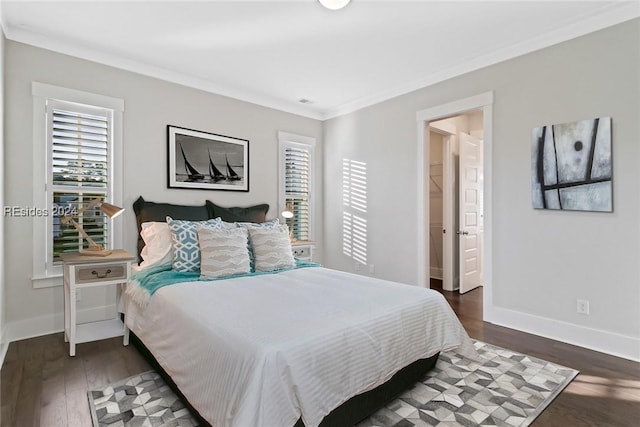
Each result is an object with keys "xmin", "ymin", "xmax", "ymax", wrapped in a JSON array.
[
  {"xmin": 577, "ymin": 299, "xmax": 589, "ymax": 315},
  {"xmin": 354, "ymin": 262, "xmax": 361, "ymax": 272}
]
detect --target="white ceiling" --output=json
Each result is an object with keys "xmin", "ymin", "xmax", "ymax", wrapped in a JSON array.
[{"xmin": 2, "ymin": 1, "xmax": 638, "ymax": 120}]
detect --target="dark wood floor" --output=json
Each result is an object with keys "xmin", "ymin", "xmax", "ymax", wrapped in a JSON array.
[
  {"xmin": 1, "ymin": 334, "xmax": 151, "ymax": 427},
  {"xmin": 1, "ymin": 283, "xmax": 638, "ymax": 426}
]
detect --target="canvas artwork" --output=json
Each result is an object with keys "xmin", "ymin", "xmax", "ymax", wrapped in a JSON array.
[
  {"xmin": 167, "ymin": 125, "xmax": 249, "ymax": 191},
  {"xmin": 531, "ymin": 117, "xmax": 612, "ymax": 212}
]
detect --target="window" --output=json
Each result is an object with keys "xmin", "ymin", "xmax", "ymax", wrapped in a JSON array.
[
  {"xmin": 278, "ymin": 131, "xmax": 315, "ymax": 242},
  {"xmin": 32, "ymin": 83, "xmax": 124, "ymax": 286},
  {"xmin": 49, "ymin": 101, "xmax": 111, "ymax": 261}
]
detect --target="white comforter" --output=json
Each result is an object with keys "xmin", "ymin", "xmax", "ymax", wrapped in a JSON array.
[{"xmin": 124, "ymin": 266, "xmax": 475, "ymax": 427}]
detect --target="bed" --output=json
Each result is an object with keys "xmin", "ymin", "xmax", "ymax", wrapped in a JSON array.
[{"xmin": 123, "ymin": 197, "xmax": 476, "ymax": 427}]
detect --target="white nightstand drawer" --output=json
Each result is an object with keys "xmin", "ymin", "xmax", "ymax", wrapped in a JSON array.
[
  {"xmin": 292, "ymin": 247, "xmax": 310, "ymax": 258},
  {"xmin": 291, "ymin": 242, "xmax": 315, "ymax": 261},
  {"xmin": 75, "ymin": 264, "xmax": 127, "ymax": 283}
]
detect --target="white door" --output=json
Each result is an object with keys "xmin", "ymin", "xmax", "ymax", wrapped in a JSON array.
[
  {"xmin": 458, "ymin": 133, "xmax": 483, "ymax": 294},
  {"xmin": 442, "ymin": 134, "xmax": 455, "ymax": 291}
]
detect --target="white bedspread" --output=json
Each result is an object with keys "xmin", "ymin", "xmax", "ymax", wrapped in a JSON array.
[{"xmin": 123, "ymin": 266, "xmax": 475, "ymax": 427}]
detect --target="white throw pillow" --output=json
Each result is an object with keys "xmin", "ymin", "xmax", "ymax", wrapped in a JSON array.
[
  {"xmin": 248, "ymin": 225, "xmax": 296, "ymax": 272},
  {"xmin": 235, "ymin": 218, "xmax": 280, "ymax": 270},
  {"xmin": 220, "ymin": 219, "xmax": 237, "ymax": 229},
  {"xmin": 139, "ymin": 222, "xmax": 173, "ymax": 269},
  {"xmin": 198, "ymin": 227, "xmax": 251, "ymax": 279}
]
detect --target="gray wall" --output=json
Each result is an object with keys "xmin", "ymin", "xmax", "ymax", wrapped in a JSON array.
[
  {"xmin": 3, "ymin": 41, "xmax": 323, "ymax": 341},
  {"xmin": 323, "ymin": 19, "xmax": 640, "ymax": 360}
]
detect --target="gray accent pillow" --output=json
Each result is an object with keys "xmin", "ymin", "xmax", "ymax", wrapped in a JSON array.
[
  {"xmin": 248, "ymin": 225, "xmax": 295, "ymax": 272},
  {"xmin": 198, "ymin": 227, "xmax": 251, "ymax": 279}
]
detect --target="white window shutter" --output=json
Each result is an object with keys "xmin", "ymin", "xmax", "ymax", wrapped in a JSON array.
[
  {"xmin": 284, "ymin": 144, "xmax": 311, "ymax": 241},
  {"xmin": 48, "ymin": 103, "xmax": 112, "ymax": 261},
  {"xmin": 279, "ymin": 132, "xmax": 315, "ymax": 243}
]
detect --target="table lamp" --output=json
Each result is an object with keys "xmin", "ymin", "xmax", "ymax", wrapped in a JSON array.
[
  {"xmin": 60, "ymin": 199, "xmax": 124, "ymax": 256},
  {"xmin": 281, "ymin": 203, "xmax": 296, "ymax": 242}
]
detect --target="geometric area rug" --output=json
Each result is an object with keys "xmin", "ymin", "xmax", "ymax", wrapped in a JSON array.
[
  {"xmin": 88, "ymin": 370, "xmax": 198, "ymax": 427},
  {"xmin": 356, "ymin": 340, "xmax": 579, "ymax": 427},
  {"xmin": 88, "ymin": 340, "xmax": 578, "ymax": 427}
]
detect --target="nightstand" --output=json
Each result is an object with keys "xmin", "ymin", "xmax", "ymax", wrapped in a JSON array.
[
  {"xmin": 61, "ymin": 249, "xmax": 135, "ymax": 356},
  {"xmin": 291, "ymin": 241, "xmax": 315, "ymax": 261}
]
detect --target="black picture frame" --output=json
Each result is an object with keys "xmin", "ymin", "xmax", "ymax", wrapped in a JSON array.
[{"xmin": 167, "ymin": 125, "xmax": 249, "ymax": 192}]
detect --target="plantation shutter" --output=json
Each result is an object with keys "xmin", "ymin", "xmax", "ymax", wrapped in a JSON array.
[
  {"xmin": 284, "ymin": 145, "xmax": 310, "ymax": 241},
  {"xmin": 48, "ymin": 102, "xmax": 111, "ymax": 261}
]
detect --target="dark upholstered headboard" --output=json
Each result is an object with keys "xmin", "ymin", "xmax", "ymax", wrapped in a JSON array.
[{"xmin": 132, "ymin": 196, "xmax": 269, "ymax": 259}]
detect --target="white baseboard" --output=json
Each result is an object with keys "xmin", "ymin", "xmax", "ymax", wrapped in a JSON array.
[
  {"xmin": 0, "ymin": 325, "xmax": 8, "ymax": 368},
  {"xmin": 4, "ymin": 304, "xmax": 118, "ymax": 345},
  {"xmin": 488, "ymin": 306, "xmax": 640, "ymax": 362}
]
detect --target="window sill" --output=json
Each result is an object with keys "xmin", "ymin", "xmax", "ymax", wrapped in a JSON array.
[{"xmin": 32, "ymin": 274, "xmax": 62, "ymax": 289}]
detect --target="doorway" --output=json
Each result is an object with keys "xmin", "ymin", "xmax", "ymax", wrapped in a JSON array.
[
  {"xmin": 428, "ymin": 112, "xmax": 484, "ymax": 293},
  {"xmin": 416, "ymin": 92, "xmax": 493, "ymax": 318}
]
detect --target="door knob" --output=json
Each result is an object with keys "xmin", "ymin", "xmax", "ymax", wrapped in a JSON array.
[{"xmin": 456, "ymin": 230, "xmax": 469, "ymax": 235}]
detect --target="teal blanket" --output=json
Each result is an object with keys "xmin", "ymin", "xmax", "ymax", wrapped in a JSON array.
[{"xmin": 131, "ymin": 259, "xmax": 321, "ymax": 298}]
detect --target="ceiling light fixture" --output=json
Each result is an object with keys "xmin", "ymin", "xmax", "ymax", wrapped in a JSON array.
[{"xmin": 318, "ymin": 0, "xmax": 351, "ymax": 11}]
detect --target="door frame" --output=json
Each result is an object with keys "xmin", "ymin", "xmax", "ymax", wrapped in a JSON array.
[{"xmin": 416, "ymin": 91, "xmax": 494, "ymax": 321}]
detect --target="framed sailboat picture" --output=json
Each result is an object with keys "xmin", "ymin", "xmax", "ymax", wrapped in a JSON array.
[{"xmin": 167, "ymin": 125, "xmax": 249, "ymax": 192}]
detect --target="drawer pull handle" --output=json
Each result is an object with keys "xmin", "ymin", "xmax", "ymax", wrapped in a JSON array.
[{"xmin": 91, "ymin": 269, "xmax": 111, "ymax": 279}]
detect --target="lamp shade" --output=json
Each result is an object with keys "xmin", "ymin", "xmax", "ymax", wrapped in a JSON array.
[
  {"xmin": 281, "ymin": 209, "xmax": 294, "ymax": 219},
  {"xmin": 100, "ymin": 202, "xmax": 125, "ymax": 218},
  {"xmin": 318, "ymin": 0, "xmax": 351, "ymax": 11}
]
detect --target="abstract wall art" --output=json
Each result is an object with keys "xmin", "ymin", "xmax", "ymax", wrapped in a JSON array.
[{"xmin": 531, "ymin": 117, "xmax": 612, "ymax": 212}]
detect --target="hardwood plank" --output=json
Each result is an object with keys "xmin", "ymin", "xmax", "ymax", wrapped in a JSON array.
[
  {"xmin": 39, "ymin": 392, "xmax": 67, "ymax": 427},
  {"xmin": 65, "ymin": 386, "xmax": 93, "ymax": 427},
  {"xmin": 63, "ymin": 351, "xmax": 87, "ymax": 394},
  {"xmin": 13, "ymin": 370, "xmax": 42, "ymax": 427},
  {"xmin": 0, "ymin": 355, "xmax": 22, "ymax": 426},
  {"xmin": 40, "ymin": 373, "xmax": 66, "ymax": 408},
  {"xmin": 84, "ymin": 352, "xmax": 112, "ymax": 390}
]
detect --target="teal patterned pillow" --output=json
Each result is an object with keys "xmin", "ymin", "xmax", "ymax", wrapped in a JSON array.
[{"xmin": 166, "ymin": 216, "xmax": 222, "ymax": 272}]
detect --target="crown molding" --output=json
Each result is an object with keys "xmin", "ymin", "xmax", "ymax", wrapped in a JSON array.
[
  {"xmin": 4, "ymin": 2, "xmax": 638, "ymax": 122},
  {"xmin": 323, "ymin": 2, "xmax": 640, "ymax": 119},
  {"xmin": 3, "ymin": 23, "xmax": 325, "ymax": 120}
]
